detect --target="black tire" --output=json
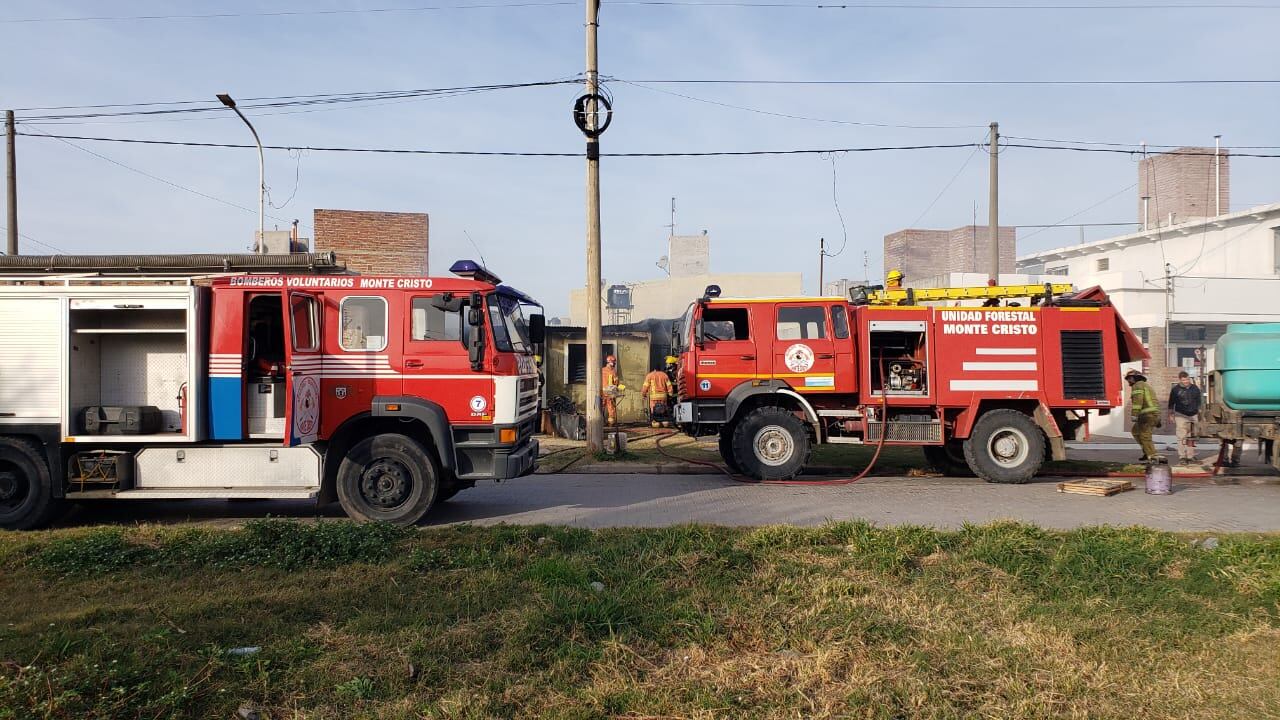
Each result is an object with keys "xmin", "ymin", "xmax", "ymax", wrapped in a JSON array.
[
  {"xmin": 718, "ymin": 426, "xmax": 744, "ymax": 475},
  {"xmin": 0, "ymin": 437, "xmax": 60, "ymax": 531},
  {"xmin": 962, "ymin": 409, "xmax": 1045, "ymax": 484},
  {"xmin": 732, "ymin": 406, "xmax": 811, "ymax": 480},
  {"xmin": 922, "ymin": 441, "xmax": 975, "ymax": 476},
  {"xmin": 336, "ymin": 433, "xmax": 438, "ymax": 525}
]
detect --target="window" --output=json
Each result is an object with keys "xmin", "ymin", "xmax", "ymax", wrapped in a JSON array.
[
  {"xmin": 411, "ymin": 297, "xmax": 462, "ymax": 343},
  {"xmin": 339, "ymin": 296, "xmax": 387, "ymax": 351},
  {"xmin": 566, "ymin": 343, "xmax": 616, "ymax": 384},
  {"xmin": 831, "ymin": 305, "xmax": 850, "ymax": 339},
  {"xmin": 1183, "ymin": 324, "xmax": 1207, "ymax": 342},
  {"xmin": 777, "ymin": 306, "xmax": 826, "ymax": 340},
  {"xmin": 701, "ymin": 307, "xmax": 750, "ymax": 341},
  {"xmin": 1046, "ymin": 265, "xmax": 1069, "ymax": 276},
  {"xmin": 1273, "ymin": 228, "xmax": 1280, "ymax": 274},
  {"xmin": 1096, "ymin": 258, "xmax": 1110, "ymax": 271},
  {"xmin": 289, "ymin": 295, "xmax": 319, "ymax": 351}
]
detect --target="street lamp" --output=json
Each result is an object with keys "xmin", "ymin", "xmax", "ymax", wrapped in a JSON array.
[{"xmin": 216, "ymin": 93, "xmax": 265, "ymax": 253}]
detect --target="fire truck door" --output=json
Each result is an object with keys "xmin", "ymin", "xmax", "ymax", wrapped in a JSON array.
[
  {"xmin": 693, "ymin": 305, "xmax": 758, "ymax": 397},
  {"xmin": 773, "ymin": 304, "xmax": 836, "ymax": 393},
  {"xmin": 284, "ymin": 292, "xmax": 322, "ymax": 446}
]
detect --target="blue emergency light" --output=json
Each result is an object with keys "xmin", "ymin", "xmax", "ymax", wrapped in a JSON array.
[{"xmin": 449, "ymin": 259, "xmax": 502, "ymax": 285}]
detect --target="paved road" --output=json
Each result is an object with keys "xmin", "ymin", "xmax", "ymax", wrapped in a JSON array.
[{"xmin": 57, "ymin": 472, "xmax": 1280, "ymax": 532}]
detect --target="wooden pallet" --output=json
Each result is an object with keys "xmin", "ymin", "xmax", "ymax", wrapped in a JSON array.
[{"xmin": 1056, "ymin": 478, "xmax": 1134, "ymax": 497}]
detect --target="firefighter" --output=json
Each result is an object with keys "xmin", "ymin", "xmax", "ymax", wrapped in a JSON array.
[
  {"xmin": 1125, "ymin": 368, "xmax": 1162, "ymax": 462},
  {"xmin": 886, "ymin": 269, "xmax": 904, "ymax": 289},
  {"xmin": 601, "ymin": 355, "xmax": 622, "ymax": 426},
  {"xmin": 663, "ymin": 354, "xmax": 679, "ymax": 384},
  {"xmin": 642, "ymin": 363, "xmax": 674, "ymax": 428}
]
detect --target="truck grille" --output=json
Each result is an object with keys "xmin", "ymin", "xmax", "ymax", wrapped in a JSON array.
[
  {"xmin": 866, "ymin": 420, "xmax": 941, "ymax": 442},
  {"xmin": 1061, "ymin": 330, "xmax": 1105, "ymax": 399}
]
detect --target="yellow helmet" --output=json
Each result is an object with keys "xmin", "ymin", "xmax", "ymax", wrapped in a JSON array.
[
  {"xmin": 887, "ymin": 269, "xmax": 904, "ymax": 281},
  {"xmin": 664, "ymin": 355, "xmax": 678, "ymax": 365}
]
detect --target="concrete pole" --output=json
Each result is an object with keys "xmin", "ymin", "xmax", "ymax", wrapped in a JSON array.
[
  {"xmin": 584, "ymin": 0, "xmax": 604, "ymax": 452},
  {"xmin": 988, "ymin": 122, "xmax": 999, "ymax": 284},
  {"xmin": 818, "ymin": 237, "xmax": 825, "ymax": 295},
  {"xmin": 1214, "ymin": 134, "xmax": 1222, "ymax": 217},
  {"xmin": 5, "ymin": 110, "xmax": 16, "ymax": 256}
]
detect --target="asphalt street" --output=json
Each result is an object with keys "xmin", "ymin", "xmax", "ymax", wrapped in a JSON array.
[{"xmin": 56, "ymin": 472, "xmax": 1280, "ymax": 532}]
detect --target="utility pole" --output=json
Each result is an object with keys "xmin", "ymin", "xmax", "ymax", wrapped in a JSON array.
[
  {"xmin": 818, "ymin": 237, "xmax": 825, "ymax": 295},
  {"xmin": 988, "ymin": 121, "xmax": 999, "ymax": 284},
  {"xmin": 582, "ymin": 0, "xmax": 605, "ymax": 453},
  {"xmin": 1214, "ymin": 134, "xmax": 1222, "ymax": 217},
  {"xmin": 668, "ymin": 197, "xmax": 676, "ymax": 237},
  {"xmin": 5, "ymin": 110, "xmax": 16, "ymax": 256}
]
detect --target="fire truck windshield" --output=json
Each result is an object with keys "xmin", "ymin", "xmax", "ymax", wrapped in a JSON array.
[{"xmin": 488, "ymin": 293, "xmax": 533, "ymax": 354}]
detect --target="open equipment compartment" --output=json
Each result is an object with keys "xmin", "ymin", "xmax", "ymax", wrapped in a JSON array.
[{"xmin": 64, "ymin": 288, "xmax": 204, "ymax": 442}]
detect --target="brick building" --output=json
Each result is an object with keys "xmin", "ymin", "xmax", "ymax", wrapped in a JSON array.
[
  {"xmin": 1138, "ymin": 146, "xmax": 1230, "ymax": 227},
  {"xmin": 883, "ymin": 225, "xmax": 1016, "ymax": 285},
  {"xmin": 313, "ymin": 209, "xmax": 429, "ymax": 275}
]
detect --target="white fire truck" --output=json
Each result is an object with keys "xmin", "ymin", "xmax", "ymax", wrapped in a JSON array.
[{"xmin": 0, "ymin": 255, "xmax": 542, "ymax": 529}]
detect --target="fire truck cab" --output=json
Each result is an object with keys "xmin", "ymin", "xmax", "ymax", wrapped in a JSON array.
[
  {"xmin": 672, "ymin": 284, "xmax": 1147, "ymax": 482},
  {"xmin": 0, "ymin": 258, "xmax": 542, "ymax": 529}
]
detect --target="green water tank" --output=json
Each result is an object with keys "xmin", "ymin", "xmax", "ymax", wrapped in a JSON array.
[{"xmin": 1216, "ymin": 323, "xmax": 1280, "ymax": 410}]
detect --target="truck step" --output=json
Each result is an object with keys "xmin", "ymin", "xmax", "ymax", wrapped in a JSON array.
[{"xmin": 67, "ymin": 486, "xmax": 320, "ymax": 500}]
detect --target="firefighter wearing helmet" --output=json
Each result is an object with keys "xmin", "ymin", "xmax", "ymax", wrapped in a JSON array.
[
  {"xmin": 642, "ymin": 362, "xmax": 674, "ymax": 428},
  {"xmin": 886, "ymin": 269, "xmax": 904, "ymax": 289},
  {"xmin": 601, "ymin": 354, "xmax": 623, "ymax": 426},
  {"xmin": 1125, "ymin": 368, "xmax": 1162, "ymax": 462}
]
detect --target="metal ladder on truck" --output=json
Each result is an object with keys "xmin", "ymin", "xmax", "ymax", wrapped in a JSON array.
[{"xmin": 851, "ymin": 282, "xmax": 1076, "ymax": 306}]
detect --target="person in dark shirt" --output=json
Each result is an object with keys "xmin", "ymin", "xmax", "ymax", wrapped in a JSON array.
[{"xmin": 1168, "ymin": 371, "xmax": 1203, "ymax": 464}]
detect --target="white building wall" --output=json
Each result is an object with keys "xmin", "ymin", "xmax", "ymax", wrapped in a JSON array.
[{"xmin": 570, "ymin": 272, "xmax": 804, "ymax": 325}]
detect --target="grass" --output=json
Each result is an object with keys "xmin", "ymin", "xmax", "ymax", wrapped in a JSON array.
[{"xmin": 1, "ymin": 520, "xmax": 1278, "ymax": 719}]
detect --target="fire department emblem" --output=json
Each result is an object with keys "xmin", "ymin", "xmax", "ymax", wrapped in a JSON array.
[
  {"xmin": 469, "ymin": 395, "xmax": 488, "ymax": 413},
  {"xmin": 334, "ymin": 385, "xmax": 349, "ymax": 400},
  {"xmin": 784, "ymin": 343, "xmax": 815, "ymax": 373},
  {"xmin": 294, "ymin": 375, "xmax": 320, "ymax": 437}
]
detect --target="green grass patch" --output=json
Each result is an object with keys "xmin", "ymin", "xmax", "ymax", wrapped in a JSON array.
[{"xmin": 1, "ymin": 521, "xmax": 1277, "ymax": 719}]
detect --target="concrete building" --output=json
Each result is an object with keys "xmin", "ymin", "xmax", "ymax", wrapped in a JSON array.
[
  {"xmin": 822, "ymin": 278, "xmax": 872, "ymax": 298},
  {"xmin": 1138, "ymin": 146, "xmax": 1229, "ymax": 228},
  {"xmin": 570, "ymin": 272, "xmax": 803, "ymax": 326},
  {"xmin": 884, "ymin": 225, "xmax": 1016, "ymax": 284},
  {"xmin": 1018, "ymin": 198, "xmax": 1280, "ymax": 436},
  {"xmin": 543, "ymin": 326, "xmax": 653, "ymax": 425},
  {"xmin": 666, "ymin": 233, "xmax": 710, "ymax": 277},
  {"xmin": 313, "ymin": 209, "xmax": 429, "ymax": 275}
]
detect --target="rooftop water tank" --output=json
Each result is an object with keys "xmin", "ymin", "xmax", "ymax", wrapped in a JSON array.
[{"xmin": 1215, "ymin": 323, "xmax": 1280, "ymax": 411}]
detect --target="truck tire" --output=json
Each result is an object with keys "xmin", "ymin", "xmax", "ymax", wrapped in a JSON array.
[
  {"xmin": 718, "ymin": 425, "xmax": 744, "ymax": 475},
  {"xmin": 922, "ymin": 441, "xmax": 974, "ymax": 476},
  {"xmin": 0, "ymin": 437, "xmax": 60, "ymax": 531},
  {"xmin": 963, "ymin": 409, "xmax": 1045, "ymax": 484},
  {"xmin": 336, "ymin": 433, "xmax": 438, "ymax": 525},
  {"xmin": 732, "ymin": 406, "xmax": 810, "ymax": 480}
]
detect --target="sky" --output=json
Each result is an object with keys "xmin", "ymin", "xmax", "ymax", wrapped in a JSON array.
[{"xmin": 4, "ymin": 0, "xmax": 1280, "ymax": 316}]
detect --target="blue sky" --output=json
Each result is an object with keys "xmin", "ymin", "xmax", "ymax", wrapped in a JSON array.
[{"xmin": 5, "ymin": 1, "xmax": 1280, "ymax": 315}]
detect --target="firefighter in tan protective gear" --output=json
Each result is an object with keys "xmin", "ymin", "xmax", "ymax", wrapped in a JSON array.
[
  {"xmin": 601, "ymin": 355, "xmax": 623, "ymax": 426},
  {"xmin": 642, "ymin": 363, "xmax": 674, "ymax": 428}
]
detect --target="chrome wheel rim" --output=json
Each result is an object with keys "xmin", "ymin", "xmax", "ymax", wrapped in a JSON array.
[{"xmin": 987, "ymin": 427, "xmax": 1030, "ymax": 469}]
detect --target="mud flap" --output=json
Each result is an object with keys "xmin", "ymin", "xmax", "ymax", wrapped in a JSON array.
[{"xmin": 1033, "ymin": 404, "xmax": 1067, "ymax": 461}]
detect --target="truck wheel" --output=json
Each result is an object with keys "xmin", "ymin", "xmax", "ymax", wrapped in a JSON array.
[
  {"xmin": 336, "ymin": 433, "xmax": 438, "ymax": 525},
  {"xmin": 963, "ymin": 409, "xmax": 1045, "ymax": 484},
  {"xmin": 718, "ymin": 425, "xmax": 744, "ymax": 475},
  {"xmin": 732, "ymin": 407, "xmax": 810, "ymax": 480},
  {"xmin": 0, "ymin": 437, "xmax": 60, "ymax": 531},
  {"xmin": 922, "ymin": 441, "xmax": 974, "ymax": 476}
]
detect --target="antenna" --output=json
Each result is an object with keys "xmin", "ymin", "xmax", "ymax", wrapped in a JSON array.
[
  {"xmin": 667, "ymin": 197, "xmax": 676, "ymax": 237},
  {"xmin": 462, "ymin": 229, "xmax": 489, "ymax": 269}
]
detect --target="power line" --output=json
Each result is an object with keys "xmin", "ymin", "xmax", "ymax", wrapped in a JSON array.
[
  {"xmin": 6, "ymin": 1, "xmax": 1278, "ymax": 23},
  {"xmin": 18, "ymin": 80, "xmax": 580, "ymax": 121},
  {"xmin": 625, "ymin": 77, "xmax": 1280, "ymax": 86},
  {"xmin": 22, "ymin": 127, "xmax": 305, "ymax": 230},
  {"xmin": 1018, "ymin": 183, "xmax": 1138, "ymax": 242},
  {"xmin": 906, "ymin": 141, "xmax": 983, "ymax": 228},
  {"xmin": 0, "ymin": 225, "xmax": 68, "ymax": 254},
  {"xmin": 22, "ymin": 132, "xmax": 1280, "ymax": 158}
]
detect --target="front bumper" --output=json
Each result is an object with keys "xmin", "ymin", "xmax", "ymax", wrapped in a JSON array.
[{"xmin": 452, "ymin": 416, "xmax": 539, "ymax": 480}]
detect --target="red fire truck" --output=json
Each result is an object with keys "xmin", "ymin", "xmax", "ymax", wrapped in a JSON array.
[
  {"xmin": 671, "ymin": 283, "xmax": 1147, "ymax": 482},
  {"xmin": 0, "ymin": 256, "xmax": 542, "ymax": 529}
]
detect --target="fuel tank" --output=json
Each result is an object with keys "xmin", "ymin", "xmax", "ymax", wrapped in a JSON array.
[{"xmin": 1216, "ymin": 323, "xmax": 1280, "ymax": 410}]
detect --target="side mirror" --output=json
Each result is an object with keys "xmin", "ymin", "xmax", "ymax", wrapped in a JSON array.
[
  {"xmin": 467, "ymin": 292, "xmax": 486, "ymax": 371},
  {"xmin": 694, "ymin": 317, "xmax": 705, "ymax": 350},
  {"xmin": 467, "ymin": 292, "xmax": 484, "ymax": 327},
  {"xmin": 529, "ymin": 313, "xmax": 545, "ymax": 345}
]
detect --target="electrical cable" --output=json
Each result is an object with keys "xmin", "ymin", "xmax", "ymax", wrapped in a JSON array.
[
  {"xmin": 0, "ymin": 226, "xmax": 67, "ymax": 254},
  {"xmin": 1018, "ymin": 183, "xmax": 1137, "ymax": 242},
  {"xmin": 626, "ymin": 77, "xmax": 1280, "ymax": 86},
  {"xmin": 7, "ymin": 2, "xmax": 1279, "ymax": 23},
  {"xmin": 905, "ymin": 140, "xmax": 983, "ymax": 228},
  {"xmin": 266, "ymin": 149, "xmax": 306, "ymax": 210},
  {"xmin": 823, "ymin": 154, "xmax": 849, "ymax": 259}
]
